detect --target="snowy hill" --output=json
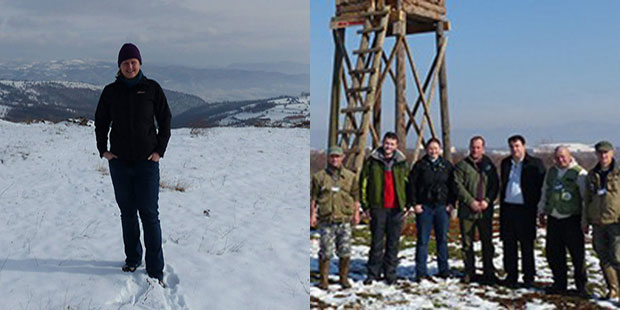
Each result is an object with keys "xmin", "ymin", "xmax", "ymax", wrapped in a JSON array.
[
  {"xmin": 172, "ymin": 93, "xmax": 309, "ymax": 128},
  {"xmin": 0, "ymin": 120, "xmax": 309, "ymax": 310},
  {"xmin": 0, "ymin": 60, "xmax": 309, "ymax": 102}
]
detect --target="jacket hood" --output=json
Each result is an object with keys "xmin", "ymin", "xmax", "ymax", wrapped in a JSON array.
[
  {"xmin": 555, "ymin": 158, "xmax": 580, "ymax": 172},
  {"xmin": 369, "ymin": 147, "xmax": 407, "ymax": 163}
]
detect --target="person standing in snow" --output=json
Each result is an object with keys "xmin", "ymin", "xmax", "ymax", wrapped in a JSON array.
[
  {"xmin": 499, "ymin": 135, "xmax": 545, "ymax": 289},
  {"xmin": 360, "ymin": 132, "xmax": 409, "ymax": 285},
  {"xmin": 453, "ymin": 136, "xmax": 499, "ymax": 285},
  {"xmin": 311, "ymin": 146, "xmax": 360, "ymax": 290},
  {"xmin": 538, "ymin": 146, "xmax": 588, "ymax": 297},
  {"xmin": 407, "ymin": 137, "xmax": 457, "ymax": 282},
  {"xmin": 583, "ymin": 141, "xmax": 620, "ymax": 300},
  {"xmin": 95, "ymin": 43, "xmax": 171, "ymax": 284}
]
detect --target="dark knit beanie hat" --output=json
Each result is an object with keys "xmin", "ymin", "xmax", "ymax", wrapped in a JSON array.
[{"xmin": 117, "ymin": 43, "xmax": 142, "ymax": 67}]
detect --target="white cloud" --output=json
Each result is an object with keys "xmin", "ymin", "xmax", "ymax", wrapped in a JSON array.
[{"xmin": 0, "ymin": 0, "xmax": 309, "ymax": 67}]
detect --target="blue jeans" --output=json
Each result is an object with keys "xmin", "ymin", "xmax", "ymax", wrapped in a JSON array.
[
  {"xmin": 415, "ymin": 204, "xmax": 449, "ymax": 277},
  {"xmin": 109, "ymin": 159, "xmax": 164, "ymax": 279}
]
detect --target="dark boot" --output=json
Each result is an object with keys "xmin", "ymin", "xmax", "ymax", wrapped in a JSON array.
[
  {"xmin": 339, "ymin": 257, "xmax": 351, "ymax": 289},
  {"xmin": 318, "ymin": 259, "xmax": 330, "ymax": 290},
  {"xmin": 602, "ymin": 266, "xmax": 618, "ymax": 299}
]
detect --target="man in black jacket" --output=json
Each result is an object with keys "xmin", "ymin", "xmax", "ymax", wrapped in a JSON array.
[{"xmin": 500, "ymin": 135, "xmax": 546, "ymax": 288}]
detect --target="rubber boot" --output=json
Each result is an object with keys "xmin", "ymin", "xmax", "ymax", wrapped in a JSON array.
[
  {"xmin": 339, "ymin": 257, "xmax": 352, "ymax": 289},
  {"xmin": 602, "ymin": 266, "xmax": 619, "ymax": 299},
  {"xmin": 318, "ymin": 259, "xmax": 330, "ymax": 290}
]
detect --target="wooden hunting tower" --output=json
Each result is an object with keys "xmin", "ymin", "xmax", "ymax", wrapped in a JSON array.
[{"xmin": 327, "ymin": 0, "xmax": 451, "ymax": 173}]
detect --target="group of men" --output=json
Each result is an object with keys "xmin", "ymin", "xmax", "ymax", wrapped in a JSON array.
[{"xmin": 311, "ymin": 132, "xmax": 620, "ymax": 300}]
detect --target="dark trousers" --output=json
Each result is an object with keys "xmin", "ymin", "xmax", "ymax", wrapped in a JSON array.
[
  {"xmin": 460, "ymin": 216, "xmax": 495, "ymax": 277},
  {"xmin": 367, "ymin": 207, "xmax": 403, "ymax": 281},
  {"xmin": 501, "ymin": 202, "xmax": 536, "ymax": 283},
  {"xmin": 109, "ymin": 159, "xmax": 164, "ymax": 279},
  {"xmin": 546, "ymin": 215, "xmax": 586, "ymax": 290},
  {"xmin": 415, "ymin": 204, "xmax": 449, "ymax": 277}
]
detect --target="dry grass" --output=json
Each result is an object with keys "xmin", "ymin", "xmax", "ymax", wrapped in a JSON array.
[{"xmin": 159, "ymin": 180, "xmax": 188, "ymax": 192}]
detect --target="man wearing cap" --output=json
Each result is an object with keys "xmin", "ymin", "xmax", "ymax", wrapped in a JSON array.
[
  {"xmin": 360, "ymin": 132, "xmax": 409, "ymax": 285},
  {"xmin": 538, "ymin": 146, "xmax": 588, "ymax": 296},
  {"xmin": 584, "ymin": 141, "xmax": 620, "ymax": 299},
  {"xmin": 311, "ymin": 146, "xmax": 360, "ymax": 290}
]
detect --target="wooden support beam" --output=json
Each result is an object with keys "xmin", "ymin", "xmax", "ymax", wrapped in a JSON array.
[
  {"xmin": 436, "ymin": 21, "xmax": 452, "ymax": 162},
  {"xmin": 402, "ymin": 37, "xmax": 437, "ymax": 139},
  {"xmin": 329, "ymin": 29, "xmax": 345, "ymax": 148}
]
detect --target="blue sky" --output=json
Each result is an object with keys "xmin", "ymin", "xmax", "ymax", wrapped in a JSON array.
[{"xmin": 311, "ymin": 1, "xmax": 620, "ymax": 149}]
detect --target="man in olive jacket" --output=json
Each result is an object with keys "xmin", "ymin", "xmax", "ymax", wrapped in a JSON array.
[
  {"xmin": 583, "ymin": 141, "xmax": 620, "ymax": 299},
  {"xmin": 360, "ymin": 132, "xmax": 409, "ymax": 285},
  {"xmin": 499, "ymin": 135, "xmax": 546, "ymax": 289},
  {"xmin": 311, "ymin": 146, "xmax": 360, "ymax": 290},
  {"xmin": 454, "ymin": 136, "xmax": 499, "ymax": 284}
]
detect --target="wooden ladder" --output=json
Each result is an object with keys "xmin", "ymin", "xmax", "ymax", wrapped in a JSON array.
[{"xmin": 337, "ymin": 5, "xmax": 390, "ymax": 173}]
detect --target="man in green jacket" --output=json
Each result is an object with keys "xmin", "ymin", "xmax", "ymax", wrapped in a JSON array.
[
  {"xmin": 311, "ymin": 146, "xmax": 360, "ymax": 290},
  {"xmin": 454, "ymin": 136, "xmax": 499, "ymax": 284},
  {"xmin": 584, "ymin": 141, "xmax": 620, "ymax": 299},
  {"xmin": 360, "ymin": 132, "xmax": 409, "ymax": 285}
]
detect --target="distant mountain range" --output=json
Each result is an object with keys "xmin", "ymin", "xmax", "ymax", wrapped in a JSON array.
[
  {"xmin": 0, "ymin": 80, "xmax": 309, "ymax": 128},
  {"xmin": 0, "ymin": 60, "xmax": 309, "ymax": 102}
]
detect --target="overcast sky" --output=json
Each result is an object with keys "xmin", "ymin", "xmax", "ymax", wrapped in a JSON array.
[{"xmin": 0, "ymin": 0, "xmax": 309, "ymax": 67}]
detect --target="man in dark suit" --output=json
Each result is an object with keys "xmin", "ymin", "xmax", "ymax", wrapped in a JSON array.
[{"xmin": 500, "ymin": 135, "xmax": 546, "ymax": 288}]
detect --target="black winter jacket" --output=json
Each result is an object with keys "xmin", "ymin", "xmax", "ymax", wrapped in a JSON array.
[
  {"xmin": 499, "ymin": 153, "xmax": 546, "ymax": 208},
  {"xmin": 95, "ymin": 75, "xmax": 172, "ymax": 162},
  {"xmin": 407, "ymin": 155, "xmax": 457, "ymax": 207}
]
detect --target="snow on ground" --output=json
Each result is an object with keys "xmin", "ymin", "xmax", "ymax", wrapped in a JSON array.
[
  {"xmin": 310, "ymin": 219, "xmax": 619, "ymax": 309},
  {"xmin": 0, "ymin": 120, "xmax": 309, "ymax": 310}
]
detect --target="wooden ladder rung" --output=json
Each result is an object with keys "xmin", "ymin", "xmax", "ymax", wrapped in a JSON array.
[
  {"xmin": 357, "ymin": 26, "xmax": 385, "ymax": 34},
  {"xmin": 361, "ymin": 9, "xmax": 390, "ymax": 17},
  {"xmin": 340, "ymin": 106, "xmax": 370, "ymax": 114},
  {"xmin": 347, "ymin": 86, "xmax": 373, "ymax": 93},
  {"xmin": 350, "ymin": 68, "xmax": 377, "ymax": 75},
  {"xmin": 353, "ymin": 47, "xmax": 382, "ymax": 55},
  {"xmin": 338, "ymin": 129, "xmax": 363, "ymax": 135}
]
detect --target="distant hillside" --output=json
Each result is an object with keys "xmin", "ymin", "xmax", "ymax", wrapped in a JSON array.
[
  {"xmin": 0, "ymin": 60, "xmax": 309, "ymax": 102},
  {"xmin": 172, "ymin": 93, "xmax": 309, "ymax": 128},
  {"xmin": 0, "ymin": 80, "xmax": 309, "ymax": 128},
  {"xmin": 0, "ymin": 80, "xmax": 207, "ymax": 122}
]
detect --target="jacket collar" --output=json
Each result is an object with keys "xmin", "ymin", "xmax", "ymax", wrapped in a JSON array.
[
  {"xmin": 594, "ymin": 158, "xmax": 619, "ymax": 174},
  {"xmin": 465, "ymin": 154, "xmax": 491, "ymax": 169}
]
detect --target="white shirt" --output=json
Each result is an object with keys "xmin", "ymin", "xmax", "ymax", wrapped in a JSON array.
[{"xmin": 504, "ymin": 157, "xmax": 525, "ymax": 204}]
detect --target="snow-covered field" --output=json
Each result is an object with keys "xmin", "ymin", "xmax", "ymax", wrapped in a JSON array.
[
  {"xmin": 310, "ymin": 220, "xmax": 619, "ymax": 309},
  {"xmin": 0, "ymin": 120, "xmax": 309, "ymax": 310}
]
